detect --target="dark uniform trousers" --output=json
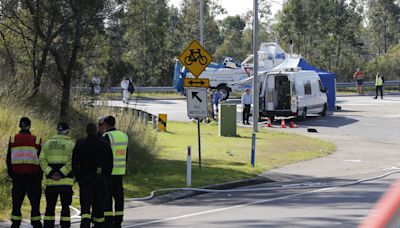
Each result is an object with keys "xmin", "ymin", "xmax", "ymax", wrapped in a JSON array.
[
  {"xmin": 79, "ymin": 175, "xmax": 107, "ymax": 228},
  {"xmin": 243, "ymin": 104, "xmax": 251, "ymax": 124},
  {"xmin": 105, "ymin": 175, "xmax": 124, "ymax": 228},
  {"xmin": 44, "ymin": 186, "xmax": 73, "ymax": 228},
  {"xmin": 11, "ymin": 174, "xmax": 42, "ymax": 228}
]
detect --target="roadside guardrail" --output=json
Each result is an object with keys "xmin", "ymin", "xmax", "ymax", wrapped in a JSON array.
[
  {"xmin": 72, "ymin": 80, "xmax": 400, "ymax": 93},
  {"xmin": 336, "ymin": 80, "xmax": 400, "ymax": 88}
]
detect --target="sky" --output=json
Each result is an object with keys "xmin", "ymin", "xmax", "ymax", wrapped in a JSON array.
[{"xmin": 168, "ymin": 0, "xmax": 284, "ymax": 19}]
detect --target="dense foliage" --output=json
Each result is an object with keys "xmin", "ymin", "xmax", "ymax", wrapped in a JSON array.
[{"xmin": 1, "ymin": 0, "xmax": 400, "ymax": 119}]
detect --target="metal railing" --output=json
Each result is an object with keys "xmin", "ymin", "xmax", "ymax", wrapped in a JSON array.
[
  {"xmin": 336, "ymin": 80, "xmax": 400, "ymax": 88},
  {"xmin": 72, "ymin": 80, "xmax": 400, "ymax": 93}
]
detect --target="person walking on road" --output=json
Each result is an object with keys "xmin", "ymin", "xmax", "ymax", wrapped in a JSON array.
[
  {"xmin": 241, "ymin": 88, "xmax": 252, "ymax": 125},
  {"xmin": 72, "ymin": 123, "xmax": 113, "ymax": 228},
  {"xmin": 40, "ymin": 122, "xmax": 75, "ymax": 228},
  {"xmin": 102, "ymin": 116, "xmax": 129, "ymax": 228},
  {"xmin": 7, "ymin": 117, "xmax": 43, "ymax": 228},
  {"xmin": 91, "ymin": 75, "xmax": 101, "ymax": 95},
  {"xmin": 121, "ymin": 77, "xmax": 134, "ymax": 104},
  {"xmin": 374, "ymin": 72, "xmax": 385, "ymax": 100},
  {"xmin": 353, "ymin": 68, "xmax": 365, "ymax": 95}
]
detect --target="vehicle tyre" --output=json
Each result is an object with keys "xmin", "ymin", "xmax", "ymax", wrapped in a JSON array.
[
  {"xmin": 320, "ymin": 103, "xmax": 327, "ymax": 116},
  {"xmin": 300, "ymin": 107, "xmax": 307, "ymax": 121},
  {"xmin": 217, "ymin": 85, "xmax": 230, "ymax": 100}
]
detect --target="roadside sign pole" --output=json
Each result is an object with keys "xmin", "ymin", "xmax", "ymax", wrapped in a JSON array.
[
  {"xmin": 251, "ymin": 0, "xmax": 259, "ymax": 167},
  {"xmin": 200, "ymin": 0, "xmax": 204, "ymax": 46},
  {"xmin": 197, "ymin": 118, "xmax": 202, "ymax": 170}
]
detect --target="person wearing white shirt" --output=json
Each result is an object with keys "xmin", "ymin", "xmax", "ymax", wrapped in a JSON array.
[
  {"xmin": 92, "ymin": 75, "xmax": 101, "ymax": 95},
  {"xmin": 241, "ymin": 88, "xmax": 252, "ymax": 125},
  {"xmin": 121, "ymin": 77, "xmax": 130, "ymax": 104}
]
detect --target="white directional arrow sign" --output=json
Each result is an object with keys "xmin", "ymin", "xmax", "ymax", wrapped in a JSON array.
[{"xmin": 187, "ymin": 88, "xmax": 208, "ymax": 119}]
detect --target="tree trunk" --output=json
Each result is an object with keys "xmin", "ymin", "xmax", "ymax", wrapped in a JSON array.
[{"xmin": 32, "ymin": 45, "xmax": 50, "ymax": 95}]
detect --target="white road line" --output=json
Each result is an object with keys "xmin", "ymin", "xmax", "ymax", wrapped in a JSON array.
[
  {"xmin": 344, "ymin": 160, "xmax": 362, "ymax": 163},
  {"xmin": 122, "ymin": 187, "xmax": 334, "ymax": 228}
]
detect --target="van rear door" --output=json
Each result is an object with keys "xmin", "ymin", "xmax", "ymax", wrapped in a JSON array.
[{"xmin": 275, "ymin": 75, "xmax": 291, "ymax": 110}]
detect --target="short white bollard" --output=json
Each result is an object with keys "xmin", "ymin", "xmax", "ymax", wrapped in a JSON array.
[{"xmin": 187, "ymin": 146, "xmax": 192, "ymax": 187}]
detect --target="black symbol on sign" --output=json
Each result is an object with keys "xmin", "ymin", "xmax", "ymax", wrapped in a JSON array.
[
  {"xmin": 191, "ymin": 92, "xmax": 202, "ymax": 102},
  {"xmin": 188, "ymin": 80, "xmax": 206, "ymax": 86},
  {"xmin": 158, "ymin": 118, "xmax": 167, "ymax": 127},
  {"xmin": 184, "ymin": 49, "xmax": 208, "ymax": 66}
]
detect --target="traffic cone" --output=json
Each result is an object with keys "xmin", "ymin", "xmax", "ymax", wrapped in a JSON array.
[
  {"xmin": 290, "ymin": 121, "xmax": 298, "ymax": 128},
  {"xmin": 281, "ymin": 119, "xmax": 286, "ymax": 128},
  {"xmin": 267, "ymin": 118, "xmax": 272, "ymax": 127}
]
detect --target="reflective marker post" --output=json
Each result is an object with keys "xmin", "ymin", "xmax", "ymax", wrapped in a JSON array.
[
  {"xmin": 187, "ymin": 146, "xmax": 192, "ymax": 187},
  {"xmin": 197, "ymin": 118, "xmax": 202, "ymax": 170}
]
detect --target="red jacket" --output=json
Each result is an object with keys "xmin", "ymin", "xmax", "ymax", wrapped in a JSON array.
[{"xmin": 6, "ymin": 130, "xmax": 42, "ymax": 175}]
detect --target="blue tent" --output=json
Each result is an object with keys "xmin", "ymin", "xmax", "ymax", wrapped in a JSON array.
[{"xmin": 274, "ymin": 58, "xmax": 337, "ymax": 109}]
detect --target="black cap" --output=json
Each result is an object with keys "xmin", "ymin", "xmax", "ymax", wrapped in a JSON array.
[
  {"xmin": 104, "ymin": 116, "xmax": 116, "ymax": 127},
  {"xmin": 57, "ymin": 122, "xmax": 70, "ymax": 131},
  {"xmin": 86, "ymin": 122, "xmax": 97, "ymax": 134},
  {"xmin": 19, "ymin": 117, "xmax": 31, "ymax": 128}
]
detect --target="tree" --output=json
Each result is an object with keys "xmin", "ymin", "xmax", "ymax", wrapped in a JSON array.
[
  {"xmin": 273, "ymin": 0, "xmax": 364, "ymax": 81},
  {"xmin": 367, "ymin": 0, "xmax": 400, "ymax": 55},
  {"xmin": 178, "ymin": 0, "xmax": 224, "ymax": 54},
  {"xmin": 122, "ymin": 0, "xmax": 171, "ymax": 86},
  {"xmin": 214, "ymin": 16, "xmax": 246, "ymax": 61}
]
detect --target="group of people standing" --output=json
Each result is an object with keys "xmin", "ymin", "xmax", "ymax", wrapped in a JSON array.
[
  {"xmin": 7, "ymin": 116, "xmax": 129, "ymax": 228},
  {"xmin": 353, "ymin": 68, "xmax": 385, "ymax": 99}
]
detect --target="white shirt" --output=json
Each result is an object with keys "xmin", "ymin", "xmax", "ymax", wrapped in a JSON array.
[
  {"xmin": 121, "ymin": 79, "xmax": 130, "ymax": 90},
  {"xmin": 241, "ymin": 92, "xmax": 252, "ymax": 105},
  {"xmin": 92, "ymin": 76, "xmax": 100, "ymax": 85}
]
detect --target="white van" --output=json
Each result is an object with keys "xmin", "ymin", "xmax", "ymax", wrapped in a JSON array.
[{"xmin": 259, "ymin": 69, "xmax": 328, "ymax": 120}]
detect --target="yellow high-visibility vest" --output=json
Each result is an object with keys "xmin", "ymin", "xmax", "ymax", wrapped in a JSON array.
[
  {"xmin": 105, "ymin": 131, "xmax": 128, "ymax": 175},
  {"xmin": 376, "ymin": 76, "xmax": 383, "ymax": 86}
]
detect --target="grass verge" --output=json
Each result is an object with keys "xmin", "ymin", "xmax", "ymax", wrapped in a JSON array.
[{"xmin": 123, "ymin": 121, "xmax": 335, "ymax": 198}]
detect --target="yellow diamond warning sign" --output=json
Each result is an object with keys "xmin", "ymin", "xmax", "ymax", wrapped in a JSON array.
[{"xmin": 178, "ymin": 40, "xmax": 213, "ymax": 78}]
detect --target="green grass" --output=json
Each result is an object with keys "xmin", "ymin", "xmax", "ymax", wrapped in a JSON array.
[{"xmin": 123, "ymin": 121, "xmax": 335, "ymax": 198}]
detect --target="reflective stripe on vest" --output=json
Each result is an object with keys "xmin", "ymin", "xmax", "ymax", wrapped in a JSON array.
[
  {"xmin": 106, "ymin": 131, "xmax": 128, "ymax": 175},
  {"xmin": 46, "ymin": 177, "xmax": 74, "ymax": 186},
  {"xmin": 11, "ymin": 146, "xmax": 40, "ymax": 165},
  {"xmin": 376, "ymin": 76, "xmax": 383, "ymax": 86},
  {"xmin": 10, "ymin": 135, "xmax": 40, "ymax": 166}
]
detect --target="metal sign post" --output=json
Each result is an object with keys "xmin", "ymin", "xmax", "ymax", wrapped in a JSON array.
[{"xmin": 251, "ymin": 0, "xmax": 259, "ymax": 167}]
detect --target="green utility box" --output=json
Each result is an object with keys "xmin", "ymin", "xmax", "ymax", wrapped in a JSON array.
[{"xmin": 218, "ymin": 103, "xmax": 237, "ymax": 137}]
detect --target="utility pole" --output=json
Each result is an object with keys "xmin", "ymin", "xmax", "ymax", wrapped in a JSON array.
[
  {"xmin": 198, "ymin": 0, "xmax": 204, "ymax": 170},
  {"xmin": 200, "ymin": 0, "xmax": 204, "ymax": 46},
  {"xmin": 251, "ymin": 0, "xmax": 259, "ymax": 167}
]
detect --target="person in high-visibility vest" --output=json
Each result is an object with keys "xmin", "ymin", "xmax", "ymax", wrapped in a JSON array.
[
  {"xmin": 39, "ymin": 122, "xmax": 75, "ymax": 228},
  {"xmin": 72, "ymin": 122, "xmax": 113, "ymax": 228},
  {"xmin": 103, "ymin": 116, "xmax": 129, "ymax": 228},
  {"xmin": 374, "ymin": 72, "xmax": 385, "ymax": 100},
  {"xmin": 6, "ymin": 117, "xmax": 43, "ymax": 228}
]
